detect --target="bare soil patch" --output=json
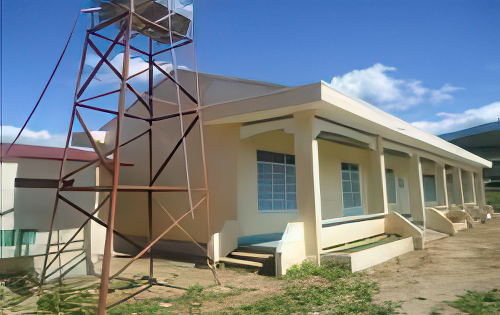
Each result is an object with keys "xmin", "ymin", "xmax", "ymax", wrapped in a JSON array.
[
  {"xmin": 368, "ymin": 218, "xmax": 500, "ymax": 315},
  {"xmin": 108, "ymin": 258, "xmax": 284, "ymax": 313}
]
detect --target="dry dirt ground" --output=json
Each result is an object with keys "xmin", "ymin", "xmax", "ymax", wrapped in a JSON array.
[
  {"xmin": 369, "ymin": 217, "xmax": 500, "ymax": 315},
  {"xmin": 105, "ymin": 218, "xmax": 500, "ymax": 314},
  {"xmin": 106, "ymin": 257, "xmax": 284, "ymax": 313}
]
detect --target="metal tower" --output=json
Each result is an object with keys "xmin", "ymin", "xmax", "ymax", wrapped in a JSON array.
[{"xmin": 33, "ymin": 1, "xmax": 214, "ymax": 313}]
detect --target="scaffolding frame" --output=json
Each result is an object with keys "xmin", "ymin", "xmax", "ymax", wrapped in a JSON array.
[{"xmin": 15, "ymin": 2, "xmax": 218, "ymax": 313}]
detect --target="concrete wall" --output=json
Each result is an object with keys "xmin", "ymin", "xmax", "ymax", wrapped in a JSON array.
[
  {"xmin": 385, "ymin": 212, "xmax": 424, "ymax": 249},
  {"xmin": 462, "ymin": 170, "xmax": 475, "ymax": 204},
  {"xmin": 0, "ymin": 158, "xmax": 103, "ymax": 279},
  {"xmin": 237, "ymin": 129, "xmax": 298, "ymax": 236},
  {"xmin": 425, "ymin": 208, "xmax": 456, "ymax": 236},
  {"xmin": 317, "ymin": 139, "xmax": 375, "ymax": 220},
  {"xmin": 384, "ymin": 153, "xmax": 411, "ymax": 215},
  {"xmin": 14, "ymin": 159, "xmax": 97, "ymax": 232},
  {"xmin": 321, "ymin": 217, "xmax": 385, "ymax": 250},
  {"xmin": 276, "ymin": 222, "xmax": 306, "ymax": 276},
  {"xmin": 99, "ymin": 106, "xmax": 211, "ymax": 244}
]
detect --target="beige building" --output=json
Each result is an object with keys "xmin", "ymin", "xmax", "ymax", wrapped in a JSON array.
[
  {"xmin": 0, "ymin": 144, "xmax": 105, "ymax": 279},
  {"xmin": 78, "ymin": 71, "xmax": 492, "ymax": 275}
]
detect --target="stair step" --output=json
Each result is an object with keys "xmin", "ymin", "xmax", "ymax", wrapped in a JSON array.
[
  {"xmin": 219, "ymin": 257, "xmax": 264, "ymax": 268},
  {"xmin": 231, "ymin": 252, "xmax": 273, "ymax": 259}
]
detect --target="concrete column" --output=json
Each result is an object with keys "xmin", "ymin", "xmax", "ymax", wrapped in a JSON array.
[
  {"xmin": 435, "ymin": 163, "xmax": 448, "ymax": 208},
  {"xmin": 293, "ymin": 111, "xmax": 322, "ymax": 263},
  {"xmin": 474, "ymin": 172, "xmax": 486, "ymax": 209},
  {"xmin": 452, "ymin": 167, "xmax": 465, "ymax": 207},
  {"xmin": 376, "ymin": 136, "xmax": 389, "ymax": 214},
  {"xmin": 470, "ymin": 171, "xmax": 477, "ymax": 204},
  {"xmin": 409, "ymin": 155, "xmax": 426, "ymax": 232}
]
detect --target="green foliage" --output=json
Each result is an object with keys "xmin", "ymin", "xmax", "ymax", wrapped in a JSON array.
[
  {"xmin": 36, "ymin": 290, "xmax": 95, "ymax": 314},
  {"xmin": 98, "ymin": 258, "xmax": 402, "ymax": 314},
  {"xmin": 486, "ymin": 191, "xmax": 500, "ymax": 212},
  {"xmin": 108, "ymin": 284, "xmax": 206, "ymax": 315},
  {"xmin": 447, "ymin": 288, "xmax": 500, "ymax": 314},
  {"xmin": 218, "ymin": 258, "xmax": 402, "ymax": 314}
]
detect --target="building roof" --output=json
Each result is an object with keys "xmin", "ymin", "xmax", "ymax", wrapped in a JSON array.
[
  {"xmin": 1, "ymin": 144, "xmax": 100, "ymax": 162},
  {"xmin": 202, "ymin": 81, "xmax": 492, "ymax": 169},
  {"xmin": 440, "ymin": 121, "xmax": 500, "ymax": 141},
  {"xmin": 95, "ymin": 70, "xmax": 491, "ymax": 169}
]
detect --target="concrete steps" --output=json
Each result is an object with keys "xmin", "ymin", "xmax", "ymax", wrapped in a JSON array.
[{"xmin": 219, "ymin": 247, "xmax": 276, "ymax": 275}]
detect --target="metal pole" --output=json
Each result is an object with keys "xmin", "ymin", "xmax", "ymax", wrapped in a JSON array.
[
  {"xmin": 168, "ymin": 4, "xmax": 194, "ymax": 217},
  {"xmin": 96, "ymin": 5, "xmax": 133, "ymax": 313},
  {"xmin": 148, "ymin": 37, "xmax": 154, "ymax": 284},
  {"xmin": 39, "ymin": 31, "xmax": 89, "ymax": 290}
]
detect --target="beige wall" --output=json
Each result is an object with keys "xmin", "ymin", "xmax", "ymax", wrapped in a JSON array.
[
  {"xmin": 99, "ymin": 103, "xmax": 211, "ymax": 243},
  {"xmin": 237, "ymin": 129, "xmax": 298, "ymax": 237},
  {"xmin": 318, "ymin": 139, "xmax": 376, "ymax": 220},
  {"xmin": 14, "ymin": 159, "xmax": 97, "ymax": 232},
  {"xmin": 461, "ymin": 170, "xmax": 475, "ymax": 204},
  {"xmin": 384, "ymin": 153, "xmax": 411, "ymax": 215}
]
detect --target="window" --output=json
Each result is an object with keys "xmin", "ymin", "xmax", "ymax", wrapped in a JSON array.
[
  {"xmin": 423, "ymin": 175, "xmax": 437, "ymax": 202},
  {"xmin": 257, "ymin": 151, "xmax": 296, "ymax": 211},
  {"xmin": 385, "ymin": 169, "xmax": 397, "ymax": 204},
  {"xmin": 341, "ymin": 163, "xmax": 363, "ymax": 216},
  {"xmin": 1, "ymin": 230, "xmax": 15, "ymax": 246},
  {"xmin": 21, "ymin": 231, "xmax": 36, "ymax": 245}
]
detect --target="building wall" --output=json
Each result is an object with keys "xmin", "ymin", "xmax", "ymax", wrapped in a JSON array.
[
  {"xmin": 237, "ymin": 129, "xmax": 298, "ymax": 237},
  {"xmin": 384, "ymin": 153, "xmax": 411, "ymax": 215},
  {"xmin": 13, "ymin": 159, "xmax": 96, "ymax": 232},
  {"xmin": 461, "ymin": 170, "xmax": 475, "ymax": 204},
  {"xmin": 317, "ymin": 139, "xmax": 376, "ymax": 220},
  {"xmin": 99, "ymin": 100, "xmax": 243, "ymax": 244}
]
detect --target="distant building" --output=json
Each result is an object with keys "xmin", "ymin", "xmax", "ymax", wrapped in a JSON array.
[
  {"xmin": 0, "ymin": 144, "xmax": 105, "ymax": 279},
  {"xmin": 440, "ymin": 121, "xmax": 500, "ymax": 188}
]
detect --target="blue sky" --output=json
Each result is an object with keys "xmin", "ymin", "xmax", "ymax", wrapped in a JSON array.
[{"xmin": 1, "ymin": 0, "xmax": 499, "ymax": 146}]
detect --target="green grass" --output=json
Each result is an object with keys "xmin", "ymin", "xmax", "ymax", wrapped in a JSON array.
[
  {"xmin": 216, "ymin": 258, "xmax": 402, "ymax": 315},
  {"xmin": 33, "ymin": 259, "xmax": 401, "ymax": 314},
  {"xmin": 447, "ymin": 288, "xmax": 500, "ymax": 314},
  {"xmin": 486, "ymin": 191, "xmax": 500, "ymax": 212}
]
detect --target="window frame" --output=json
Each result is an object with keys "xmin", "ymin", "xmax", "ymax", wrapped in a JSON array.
[
  {"xmin": 257, "ymin": 150, "xmax": 297, "ymax": 213},
  {"xmin": 341, "ymin": 162, "xmax": 364, "ymax": 217}
]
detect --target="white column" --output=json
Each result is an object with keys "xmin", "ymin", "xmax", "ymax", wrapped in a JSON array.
[
  {"xmin": 453, "ymin": 168, "xmax": 465, "ymax": 207},
  {"xmin": 376, "ymin": 136, "xmax": 389, "ymax": 214},
  {"xmin": 293, "ymin": 111, "xmax": 322, "ymax": 263},
  {"xmin": 435, "ymin": 163, "xmax": 449, "ymax": 208},
  {"xmin": 474, "ymin": 171, "xmax": 486, "ymax": 209},
  {"xmin": 409, "ymin": 155, "xmax": 426, "ymax": 240},
  {"xmin": 470, "ymin": 171, "xmax": 477, "ymax": 204}
]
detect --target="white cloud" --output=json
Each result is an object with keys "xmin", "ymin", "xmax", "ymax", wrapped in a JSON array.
[
  {"xmin": 411, "ymin": 101, "xmax": 500, "ymax": 135},
  {"xmin": 2, "ymin": 126, "xmax": 66, "ymax": 147},
  {"xmin": 329, "ymin": 63, "xmax": 463, "ymax": 111},
  {"xmin": 85, "ymin": 53, "xmax": 188, "ymax": 83}
]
